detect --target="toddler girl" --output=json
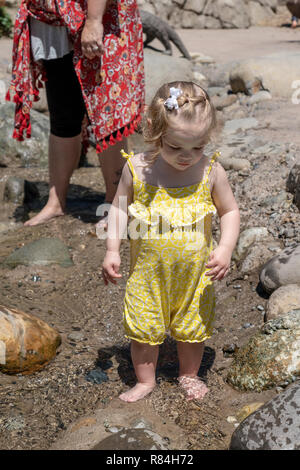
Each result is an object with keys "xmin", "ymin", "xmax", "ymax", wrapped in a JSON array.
[{"xmin": 102, "ymin": 81, "xmax": 240, "ymax": 402}]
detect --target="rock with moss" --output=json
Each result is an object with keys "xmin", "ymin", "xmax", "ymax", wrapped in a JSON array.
[{"xmin": 227, "ymin": 310, "xmax": 300, "ymax": 391}]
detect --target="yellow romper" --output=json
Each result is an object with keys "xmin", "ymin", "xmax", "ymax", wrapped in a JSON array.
[{"xmin": 121, "ymin": 151, "xmax": 218, "ymax": 346}]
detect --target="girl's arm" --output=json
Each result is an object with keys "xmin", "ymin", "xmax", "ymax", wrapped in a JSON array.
[
  {"xmin": 102, "ymin": 163, "xmax": 133, "ymax": 285},
  {"xmin": 81, "ymin": 0, "xmax": 108, "ymax": 59},
  {"xmin": 206, "ymin": 162, "xmax": 240, "ymax": 281}
]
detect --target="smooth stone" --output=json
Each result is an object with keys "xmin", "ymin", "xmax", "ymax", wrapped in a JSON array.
[
  {"xmin": 67, "ymin": 332, "xmax": 84, "ymax": 342},
  {"xmin": 3, "ymin": 238, "xmax": 73, "ymax": 269},
  {"xmin": 223, "ymin": 117, "xmax": 259, "ymax": 135},
  {"xmin": 92, "ymin": 428, "xmax": 168, "ymax": 450},
  {"xmin": 260, "ymin": 244, "xmax": 300, "ymax": 294},
  {"xmin": 227, "ymin": 309, "xmax": 300, "ymax": 392},
  {"xmin": 219, "ymin": 156, "xmax": 251, "ymax": 171},
  {"xmin": 0, "ymin": 304, "xmax": 61, "ymax": 375},
  {"xmin": 3, "ymin": 177, "xmax": 25, "ymax": 204},
  {"xmin": 230, "ymin": 381, "xmax": 300, "ymax": 450},
  {"xmin": 266, "ymin": 284, "xmax": 300, "ymax": 321},
  {"xmin": 248, "ymin": 90, "xmax": 272, "ymax": 104},
  {"xmin": 233, "ymin": 227, "xmax": 270, "ymax": 262}
]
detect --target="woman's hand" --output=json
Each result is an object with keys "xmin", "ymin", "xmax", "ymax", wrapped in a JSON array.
[
  {"xmin": 102, "ymin": 250, "xmax": 122, "ymax": 285},
  {"xmin": 81, "ymin": 18, "xmax": 104, "ymax": 60},
  {"xmin": 205, "ymin": 245, "xmax": 232, "ymax": 281}
]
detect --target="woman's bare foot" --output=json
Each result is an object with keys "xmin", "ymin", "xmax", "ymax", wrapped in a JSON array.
[
  {"xmin": 24, "ymin": 206, "xmax": 65, "ymax": 227},
  {"xmin": 119, "ymin": 382, "xmax": 155, "ymax": 403},
  {"xmin": 178, "ymin": 376, "xmax": 208, "ymax": 401}
]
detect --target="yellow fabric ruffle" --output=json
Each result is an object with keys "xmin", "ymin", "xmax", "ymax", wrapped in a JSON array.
[{"xmin": 128, "ymin": 200, "xmax": 216, "ymax": 228}]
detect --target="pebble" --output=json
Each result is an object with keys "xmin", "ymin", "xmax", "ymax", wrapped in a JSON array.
[
  {"xmin": 227, "ymin": 416, "xmax": 237, "ymax": 423},
  {"xmin": 256, "ymin": 305, "xmax": 265, "ymax": 311},
  {"xmin": 85, "ymin": 367, "xmax": 108, "ymax": 385},
  {"xmin": 67, "ymin": 332, "xmax": 84, "ymax": 342},
  {"xmin": 242, "ymin": 323, "xmax": 253, "ymax": 329}
]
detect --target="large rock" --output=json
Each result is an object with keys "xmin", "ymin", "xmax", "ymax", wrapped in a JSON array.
[
  {"xmin": 138, "ymin": 0, "xmax": 279, "ymax": 28},
  {"xmin": 229, "ymin": 52, "xmax": 300, "ymax": 98},
  {"xmin": 0, "ymin": 305, "xmax": 61, "ymax": 374},
  {"xmin": 240, "ymin": 242, "xmax": 282, "ymax": 275},
  {"xmin": 260, "ymin": 245, "xmax": 300, "ymax": 294},
  {"xmin": 227, "ymin": 310, "xmax": 300, "ymax": 391},
  {"xmin": 230, "ymin": 381, "xmax": 300, "ymax": 450},
  {"xmin": 287, "ymin": 164, "xmax": 300, "ymax": 211},
  {"xmin": 3, "ymin": 238, "xmax": 74, "ymax": 269},
  {"xmin": 266, "ymin": 285, "xmax": 300, "ymax": 321},
  {"xmin": 0, "ymin": 102, "xmax": 49, "ymax": 168},
  {"xmin": 144, "ymin": 49, "xmax": 193, "ymax": 104}
]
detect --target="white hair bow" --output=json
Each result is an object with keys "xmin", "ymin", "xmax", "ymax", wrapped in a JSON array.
[{"xmin": 164, "ymin": 87, "xmax": 183, "ymax": 110}]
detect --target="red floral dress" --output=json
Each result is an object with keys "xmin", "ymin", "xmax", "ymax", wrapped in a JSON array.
[{"xmin": 7, "ymin": 0, "xmax": 145, "ymax": 153}]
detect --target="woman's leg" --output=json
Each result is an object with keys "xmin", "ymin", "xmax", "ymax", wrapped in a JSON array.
[
  {"xmin": 176, "ymin": 341, "xmax": 208, "ymax": 400},
  {"xmin": 99, "ymin": 138, "xmax": 128, "ymax": 204},
  {"xmin": 24, "ymin": 133, "xmax": 81, "ymax": 226},
  {"xmin": 119, "ymin": 340, "xmax": 158, "ymax": 402},
  {"xmin": 95, "ymin": 138, "xmax": 128, "ymax": 234},
  {"xmin": 24, "ymin": 53, "xmax": 85, "ymax": 226}
]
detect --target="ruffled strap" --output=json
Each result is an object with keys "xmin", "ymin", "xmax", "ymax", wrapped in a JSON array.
[
  {"xmin": 202, "ymin": 151, "xmax": 220, "ymax": 186},
  {"xmin": 121, "ymin": 149, "xmax": 138, "ymax": 181}
]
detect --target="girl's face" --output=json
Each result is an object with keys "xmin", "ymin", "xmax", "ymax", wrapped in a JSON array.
[{"xmin": 160, "ymin": 117, "xmax": 210, "ymax": 172}]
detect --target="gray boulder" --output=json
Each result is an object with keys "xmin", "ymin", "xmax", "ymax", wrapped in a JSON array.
[
  {"xmin": 230, "ymin": 381, "xmax": 300, "ymax": 450},
  {"xmin": 0, "ymin": 102, "xmax": 49, "ymax": 168},
  {"xmin": 227, "ymin": 310, "xmax": 300, "ymax": 392},
  {"xmin": 3, "ymin": 238, "xmax": 73, "ymax": 269},
  {"xmin": 260, "ymin": 245, "xmax": 300, "ymax": 294}
]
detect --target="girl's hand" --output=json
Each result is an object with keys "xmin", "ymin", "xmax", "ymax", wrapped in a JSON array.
[
  {"xmin": 205, "ymin": 245, "xmax": 232, "ymax": 281},
  {"xmin": 102, "ymin": 251, "xmax": 122, "ymax": 285},
  {"xmin": 81, "ymin": 18, "xmax": 104, "ymax": 60}
]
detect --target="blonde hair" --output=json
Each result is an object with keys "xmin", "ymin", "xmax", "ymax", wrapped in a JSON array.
[{"xmin": 143, "ymin": 81, "xmax": 218, "ymax": 161}]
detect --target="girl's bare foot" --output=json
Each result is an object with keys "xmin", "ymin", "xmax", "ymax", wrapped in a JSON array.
[
  {"xmin": 119, "ymin": 382, "xmax": 155, "ymax": 403},
  {"xmin": 24, "ymin": 206, "xmax": 65, "ymax": 226},
  {"xmin": 178, "ymin": 376, "xmax": 208, "ymax": 401}
]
